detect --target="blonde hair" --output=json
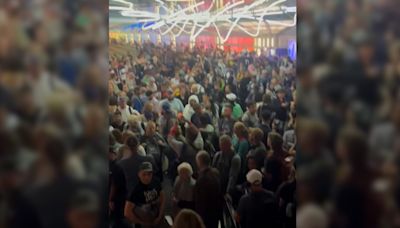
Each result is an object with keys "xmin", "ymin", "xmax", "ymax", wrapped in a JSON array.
[
  {"xmin": 127, "ymin": 115, "xmax": 141, "ymax": 126},
  {"xmin": 177, "ymin": 162, "xmax": 193, "ymax": 176},
  {"xmin": 173, "ymin": 209, "xmax": 205, "ymax": 228},
  {"xmin": 142, "ymin": 102, "xmax": 153, "ymax": 113}
]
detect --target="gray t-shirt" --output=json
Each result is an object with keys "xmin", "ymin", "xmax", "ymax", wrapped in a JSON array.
[{"xmin": 242, "ymin": 111, "xmax": 259, "ymax": 128}]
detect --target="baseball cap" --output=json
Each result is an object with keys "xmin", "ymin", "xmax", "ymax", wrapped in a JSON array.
[
  {"xmin": 139, "ymin": 162, "xmax": 153, "ymax": 172},
  {"xmin": 226, "ymin": 93, "xmax": 237, "ymax": 101},
  {"xmin": 246, "ymin": 169, "xmax": 263, "ymax": 185}
]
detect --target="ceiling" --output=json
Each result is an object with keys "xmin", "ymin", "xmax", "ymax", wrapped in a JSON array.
[{"xmin": 109, "ymin": 0, "xmax": 296, "ymax": 37}]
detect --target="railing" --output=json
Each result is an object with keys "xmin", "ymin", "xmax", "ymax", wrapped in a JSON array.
[{"xmin": 222, "ymin": 195, "xmax": 240, "ymax": 228}]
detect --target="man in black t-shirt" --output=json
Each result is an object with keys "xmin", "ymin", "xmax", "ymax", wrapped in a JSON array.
[
  {"xmin": 124, "ymin": 162, "xmax": 165, "ymax": 228},
  {"xmin": 118, "ymin": 136, "xmax": 154, "ymax": 197}
]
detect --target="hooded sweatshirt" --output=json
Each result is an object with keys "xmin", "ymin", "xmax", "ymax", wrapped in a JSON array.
[{"xmin": 183, "ymin": 95, "xmax": 199, "ymax": 121}]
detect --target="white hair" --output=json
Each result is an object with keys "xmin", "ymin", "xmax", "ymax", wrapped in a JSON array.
[{"xmin": 177, "ymin": 162, "xmax": 193, "ymax": 176}]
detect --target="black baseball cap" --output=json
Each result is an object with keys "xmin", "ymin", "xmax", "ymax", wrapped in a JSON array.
[{"xmin": 139, "ymin": 162, "xmax": 153, "ymax": 173}]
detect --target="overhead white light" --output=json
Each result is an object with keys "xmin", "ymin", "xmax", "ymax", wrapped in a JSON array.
[{"xmin": 109, "ymin": 0, "xmax": 296, "ymax": 44}]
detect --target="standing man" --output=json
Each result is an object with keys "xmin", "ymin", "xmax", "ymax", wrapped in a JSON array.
[
  {"xmin": 218, "ymin": 105, "xmax": 235, "ymax": 136},
  {"xmin": 212, "ymin": 135, "xmax": 241, "ymax": 194},
  {"xmin": 124, "ymin": 162, "xmax": 165, "ymax": 228},
  {"xmin": 118, "ymin": 96, "xmax": 140, "ymax": 123},
  {"xmin": 194, "ymin": 151, "xmax": 223, "ymax": 228},
  {"xmin": 160, "ymin": 89, "xmax": 184, "ymax": 115},
  {"xmin": 140, "ymin": 121, "xmax": 167, "ymax": 182},
  {"xmin": 236, "ymin": 169, "xmax": 279, "ymax": 228},
  {"xmin": 118, "ymin": 136, "xmax": 153, "ymax": 196},
  {"xmin": 241, "ymin": 102, "xmax": 259, "ymax": 128}
]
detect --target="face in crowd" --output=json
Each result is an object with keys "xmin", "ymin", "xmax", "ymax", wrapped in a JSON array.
[
  {"xmin": 277, "ymin": 90, "xmax": 285, "ymax": 100},
  {"xmin": 112, "ymin": 112, "xmax": 122, "ymax": 125},
  {"xmin": 248, "ymin": 103, "xmax": 257, "ymax": 114},
  {"xmin": 138, "ymin": 169, "xmax": 153, "ymax": 185},
  {"xmin": 178, "ymin": 168, "xmax": 191, "ymax": 182},
  {"xmin": 167, "ymin": 90, "xmax": 174, "ymax": 101},
  {"xmin": 118, "ymin": 97, "xmax": 126, "ymax": 108},
  {"xmin": 223, "ymin": 106, "xmax": 232, "ymax": 118},
  {"xmin": 145, "ymin": 121, "xmax": 157, "ymax": 136}
]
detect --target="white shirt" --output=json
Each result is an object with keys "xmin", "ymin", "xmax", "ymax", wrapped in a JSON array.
[
  {"xmin": 171, "ymin": 78, "xmax": 180, "ymax": 87},
  {"xmin": 118, "ymin": 105, "xmax": 140, "ymax": 122}
]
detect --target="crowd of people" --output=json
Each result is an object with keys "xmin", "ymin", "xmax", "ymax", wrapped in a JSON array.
[
  {"xmin": 297, "ymin": 0, "xmax": 400, "ymax": 227},
  {"xmin": 108, "ymin": 40, "xmax": 296, "ymax": 228}
]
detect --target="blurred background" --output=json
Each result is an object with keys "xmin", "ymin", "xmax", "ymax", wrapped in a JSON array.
[
  {"xmin": 297, "ymin": 0, "xmax": 400, "ymax": 227},
  {"xmin": 0, "ymin": 0, "xmax": 108, "ymax": 228}
]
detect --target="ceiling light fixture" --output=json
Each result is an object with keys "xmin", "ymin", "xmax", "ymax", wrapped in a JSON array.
[{"xmin": 110, "ymin": 0, "xmax": 296, "ymax": 44}]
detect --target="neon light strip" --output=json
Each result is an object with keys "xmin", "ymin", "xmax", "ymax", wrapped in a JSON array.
[{"xmin": 110, "ymin": 0, "xmax": 296, "ymax": 44}]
